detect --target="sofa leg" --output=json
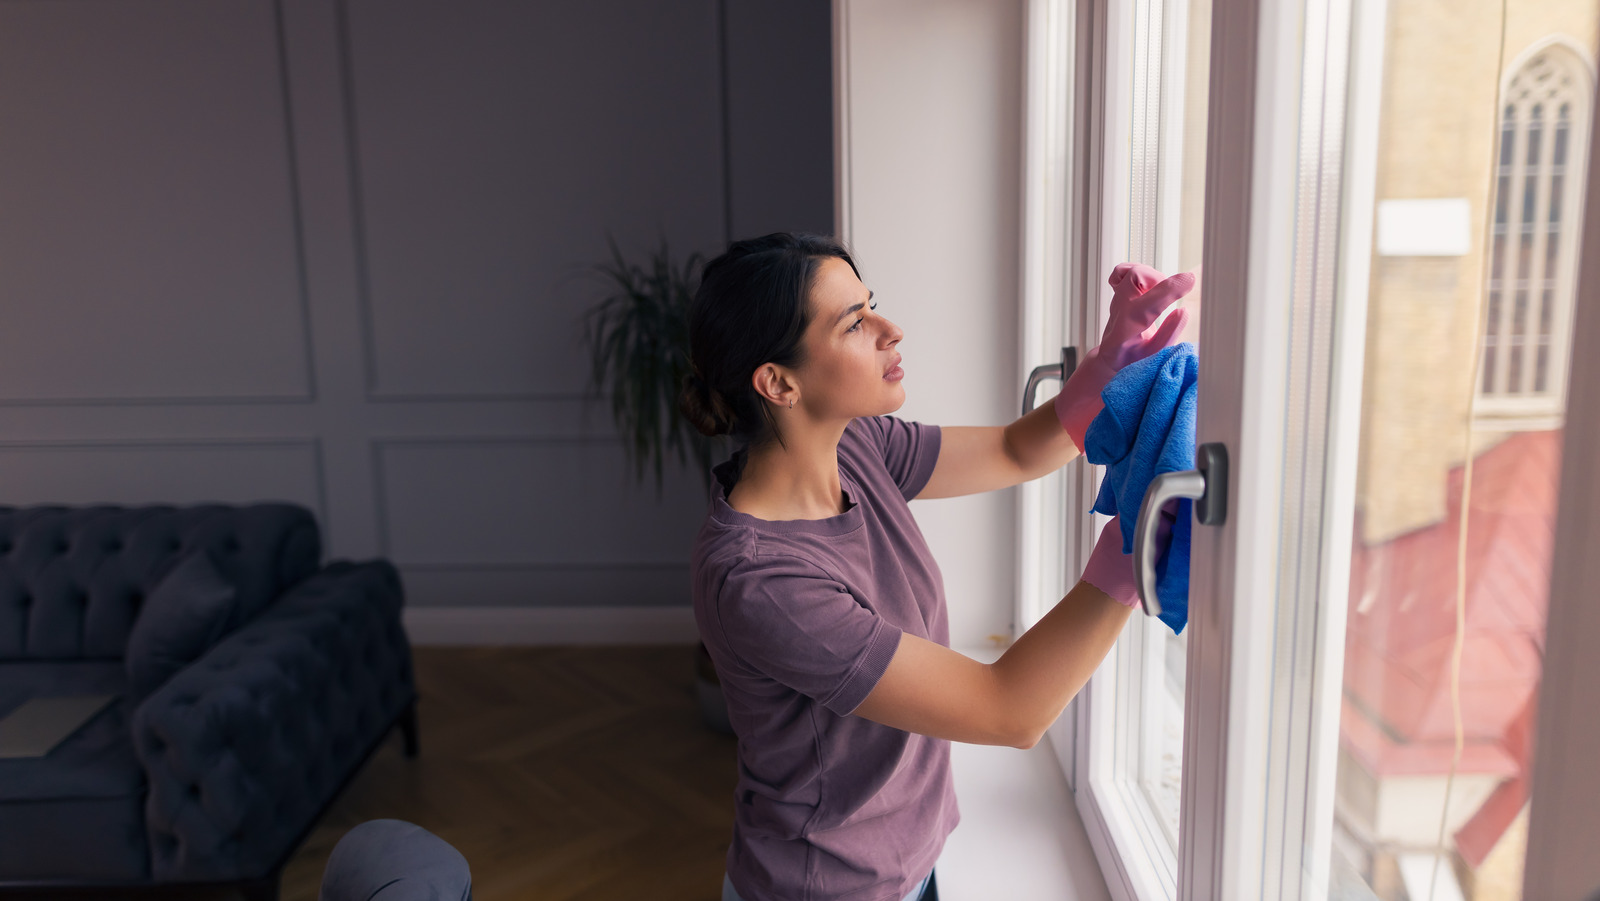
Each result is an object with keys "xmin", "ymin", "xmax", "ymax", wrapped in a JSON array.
[
  {"xmin": 399, "ymin": 700, "xmax": 419, "ymax": 758},
  {"xmin": 238, "ymin": 870, "xmax": 280, "ymax": 901}
]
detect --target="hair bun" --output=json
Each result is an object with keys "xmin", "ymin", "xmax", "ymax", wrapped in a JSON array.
[{"xmin": 679, "ymin": 370, "xmax": 735, "ymax": 437}]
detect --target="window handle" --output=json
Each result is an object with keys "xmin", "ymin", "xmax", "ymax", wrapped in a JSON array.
[
  {"xmin": 1132, "ymin": 442, "xmax": 1228, "ymax": 617},
  {"xmin": 1021, "ymin": 346, "xmax": 1078, "ymax": 415}
]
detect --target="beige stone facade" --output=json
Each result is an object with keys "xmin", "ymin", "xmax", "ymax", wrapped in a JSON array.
[{"xmin": 1357, "ymin": 0, "xmax": 1594, "ymax": 545}]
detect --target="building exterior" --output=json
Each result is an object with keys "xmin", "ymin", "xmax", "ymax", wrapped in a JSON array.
[{"xmin": 1340, "ymin": 1, "xmax": 1596, "ymax": 897}]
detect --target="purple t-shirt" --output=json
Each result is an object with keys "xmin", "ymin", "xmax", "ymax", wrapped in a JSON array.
[{"xmin": 691, "ymin": 415, "xmax": 960, "ymax": 901}]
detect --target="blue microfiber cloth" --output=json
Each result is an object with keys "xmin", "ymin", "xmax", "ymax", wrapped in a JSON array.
[{"xmin": 1083, "ymin": 342, "xmax": 1198, "ymax": 634}]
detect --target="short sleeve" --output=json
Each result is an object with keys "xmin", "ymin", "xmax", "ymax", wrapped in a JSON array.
[
  {"xmin": 713, "ymin": 553, "xmax": 903, "ymax": 716},
  {"xmin": 851, "ymin": 415, "xmax": 942, "ymax": 501}
]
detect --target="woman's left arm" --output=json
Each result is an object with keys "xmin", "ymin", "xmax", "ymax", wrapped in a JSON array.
[
  {"xmin": 914, "ymin": 403, "xmax": 1079, "ymax": 500},
  {"xmin": 915, "ymin": 263, "xmax": 1195, "ymax": 501}
]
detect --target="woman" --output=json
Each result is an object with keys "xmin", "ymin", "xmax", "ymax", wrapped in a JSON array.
[{"xmin": 681, "ymin": 233, "xmax": 1192, "ymax": 901}]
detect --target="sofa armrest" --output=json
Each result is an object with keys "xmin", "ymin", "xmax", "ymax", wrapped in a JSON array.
[{"xmin": 130, "ymin": 560, "xmax": 416, "ymax": 882}]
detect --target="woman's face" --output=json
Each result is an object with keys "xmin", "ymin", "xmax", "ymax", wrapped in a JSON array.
[{"xmin": 794, "ymin": 256, "xmax": 906, "ymax": 419}]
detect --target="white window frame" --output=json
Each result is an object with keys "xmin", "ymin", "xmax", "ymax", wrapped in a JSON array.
[
  {"xmin": 1019, "ymin": 0, "xmax": 1382, "ymax": 896},
  {"xmin": 1017, "ymin": 0, "xmax": 1078, "ymax": 644},
  {"xmin": 1028, "ymin": 0, "xmax": 1600, "ymax": 897},
  {"xmin": 1082, "ymin": 0, "xmax": 1191, "ymax": 892},
  {"xmin": 1180, "ymin": 0, "xmax": 1373, "ymax": 893},
  {"xmin": 1019, "ymin": 0, "xmax": 1209, "ymax": 897}
]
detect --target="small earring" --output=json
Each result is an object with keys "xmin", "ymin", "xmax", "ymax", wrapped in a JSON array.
[{"xmin": 789, "ymin": 399, "xmax": 795, "ymax": 409}]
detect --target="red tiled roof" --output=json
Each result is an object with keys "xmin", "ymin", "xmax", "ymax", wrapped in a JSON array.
[
  {"xmin": 1341, "ymin": 429, "xmax": 1560, "ymax": 826},
  {"xmin": 1452, "ymin": 692, "xmax": 1536, "ymax": 868}
]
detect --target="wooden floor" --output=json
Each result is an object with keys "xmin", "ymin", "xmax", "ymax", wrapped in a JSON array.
[{"xmin": 277, "ymin": 645, "xmax": 739, "ymax": 901}]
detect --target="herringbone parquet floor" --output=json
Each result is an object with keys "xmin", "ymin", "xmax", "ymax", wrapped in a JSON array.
[{"xmin": 278, "ymin": 645, "xmax": 739, "ymax": 901}]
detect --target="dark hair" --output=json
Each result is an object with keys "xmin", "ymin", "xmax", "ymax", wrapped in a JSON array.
[{"xmin": 678, "ymin": 232, "xmax": 862, "ymax": 447}]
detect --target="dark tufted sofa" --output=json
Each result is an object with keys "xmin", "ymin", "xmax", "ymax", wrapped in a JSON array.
[{"xmin": 0, "ymin": 503, "xmax": 418, "ymax": 900}]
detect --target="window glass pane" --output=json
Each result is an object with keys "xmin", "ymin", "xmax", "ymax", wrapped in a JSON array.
[
  {"xmin": 1330, "ymin": 4, "xmax": 1594, "ymax": 898},
  {"xmin": 1143, "ymin": 0, "xmax": 1210, "ymax": 846},
  {"xmin": 1109, "ymin": 0, "xmax": 1211, "ymax": 855}
]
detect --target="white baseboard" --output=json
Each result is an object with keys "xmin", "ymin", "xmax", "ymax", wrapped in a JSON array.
[{"xmin": 401, "ymin": 605, "xmax": 700, "ymax": 646}]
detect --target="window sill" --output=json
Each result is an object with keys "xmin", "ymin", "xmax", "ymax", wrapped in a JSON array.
[{"xmin": 938, "ymin": 646, "xmax": 1111, "ymax": 900}]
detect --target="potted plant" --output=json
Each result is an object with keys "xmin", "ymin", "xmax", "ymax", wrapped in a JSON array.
[{"xmin": 582, "ymin": 234, "xmax": 733, "ymax": 734}]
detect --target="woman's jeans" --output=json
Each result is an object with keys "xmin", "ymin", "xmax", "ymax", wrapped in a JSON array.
[{"xmin": 721, "ymin": 869, "xmax": 937, "ymax": 901}]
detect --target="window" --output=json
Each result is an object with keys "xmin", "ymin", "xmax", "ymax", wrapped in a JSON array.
[
  {"xmin": 1478, "ymin": 45, "xmax": 1591, "ymax": 426},
  {"xmin": 1017, "ymin": 0, "xmax": 1210, "ymax": 896},
  {"xmin": 1330, "ymin": 30, "xmax": 1596, "ymax": 901},
  {"xmin": 1023, "ymin": 0, "xmax": 1600, "ymax": 899}
]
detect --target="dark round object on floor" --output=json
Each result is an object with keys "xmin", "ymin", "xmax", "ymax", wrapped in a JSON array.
[{"xmin": 319, "ymin": 818, "xmax": 472, "ymax": 901}]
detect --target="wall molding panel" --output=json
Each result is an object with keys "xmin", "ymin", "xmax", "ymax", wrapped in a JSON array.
[
  {"xmin": 0, "ymin": 439, "xmax": 328, "ymax": 521},
  {"xmin": 336, "ymin": 0, "xmax": 727, "ymax": 403},
  {"xmin": 399, "ymin": 565, "xmax": 692, "ymax": 611},
  {"xmin": 0, "ymin": 0, "xmax": 316, "ymax": 406},
  {"xmin": 402, "ymin": 605, "xmax": 699, "ymax": 646},
  {"xmin": 0, "ymin": 0, "xmax": 831, "ymax": 625},
  {"xmin": 370, "ymin": 436, "xmax": 706, "ymax": 569}
]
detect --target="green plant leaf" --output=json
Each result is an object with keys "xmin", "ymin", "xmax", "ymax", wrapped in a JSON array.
[{"xmin": 580, "ymin": 233, "xmax": 722, "ymax": 498}]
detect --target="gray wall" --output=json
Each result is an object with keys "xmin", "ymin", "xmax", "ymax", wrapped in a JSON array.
[{"xmin": 0, "ymin": 0, "xmax": 832, "ymax": 612}]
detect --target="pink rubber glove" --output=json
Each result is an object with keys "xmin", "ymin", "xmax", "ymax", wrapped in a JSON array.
[
  {"xmin": 1054, "ymin": 263, "xmax": 1195, "ymax": 453},
  {"xmin": 1081, "ymin": 515, "xmax": 1140, "ymax": 608},
  {"xmin": 1079, "ymin": 507, "xmax": 1177, "ymax": 610}
]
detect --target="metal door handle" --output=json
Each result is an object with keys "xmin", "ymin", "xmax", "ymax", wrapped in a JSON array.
[
  {"xmin": 1022, "ymin": 347, "xmax": 1078, "ymax": 415},
  {"xmin": 1132, "ymin": 442, "xmax": 1228, "ymax": 617}
]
